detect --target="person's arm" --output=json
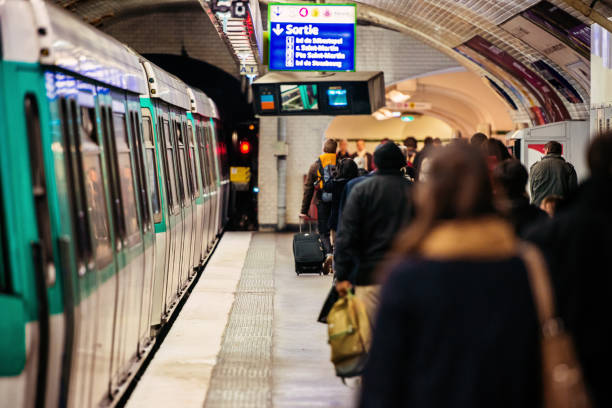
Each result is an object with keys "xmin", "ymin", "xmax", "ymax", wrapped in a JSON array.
[
  {"xmin": 300, "ymin": 162, "xmax": 317, "ymax": 215},
  {"xmin": 334, "ymin": 185, "xmax": 363, "ymax": 283}
]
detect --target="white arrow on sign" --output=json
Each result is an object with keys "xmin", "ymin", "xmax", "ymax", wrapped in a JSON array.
[{"xmin": 272, "ymin": 24, "xmax": 284, "ymax": 36}]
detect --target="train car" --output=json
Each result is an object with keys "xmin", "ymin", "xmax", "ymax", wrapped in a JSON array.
[{"xmin": 0, "ymin": 1, "xmax": 227, "ymax": 407}]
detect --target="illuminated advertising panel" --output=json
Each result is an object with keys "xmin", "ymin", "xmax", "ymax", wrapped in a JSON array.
[
  {"xmin": 532, "ymin": 60, "xmax": 582, "ymax": 104},
  {"xmin": 463, "ymin": 36, "xmax": 570, "ymax": 123},
  {"xmin": 455, "ymin": 45, "xmax": 546, "ymax": 125},
  {"xmin": 501, "ymin": 14, "xmax": 589, "ymax": 92},
  {"xmin": 521, "ymin": 1, "xmax": 590, "ymax": 59}
]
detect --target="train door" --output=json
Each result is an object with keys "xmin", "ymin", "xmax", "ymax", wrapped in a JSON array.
[
  {"xmin": 141, "ymin": 104, "xmax": 167, "ymax": 332},
  {"xmin": 187, "ymin": 118, "xmax": 203, "ymax": 272},
  {"xmin": 0, "ymin": 67, "xmax": 69, "ymax": 408},
  {"xmin": 105, "ymin": 91, "xmax": 144, "ymax": 393},
  {"xmin": 204, "ymin": 122, "xmax": 218, "ymax": 249},
  {"xmin": 54, "ymin": 82, "xmax": 118, "ymax": 407},
  {"xmin": 157, "ymin": 108, "xmax": 180, "ymax": 316},
  {"xmin": 196, "ymin": 122, "xmax": 211, "ymax": 257},
  {"xmin": 127, "ymin": 98, "xmax": 156, "ymax": 354},
  {"xmin": 209, "ymin": 122, "xmax": 222, "ymax": 238},
  {"xmin": 167, "ymin": 110, "xmax": 184, "ymax": 304},
  {"xmin": 175, "ymin": 116, "xmax": 192, "ymax": 289}
]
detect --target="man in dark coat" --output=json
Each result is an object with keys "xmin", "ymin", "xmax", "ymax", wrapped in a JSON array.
[
  {"xmin": 529, "ymin": 140, "xmax": 577, "ymax": 206},
  {"xmin": 334, "ymin": 142, "xmax": 413, "ymax": 326},
  {"xmin": 526, "ymin": 133, "xmax": 612, "ymax": 407}
]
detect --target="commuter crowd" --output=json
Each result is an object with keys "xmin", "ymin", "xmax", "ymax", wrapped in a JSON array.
[{"xmin": 300, "ymin": 133, "xmax": 612, "ymax": 407}]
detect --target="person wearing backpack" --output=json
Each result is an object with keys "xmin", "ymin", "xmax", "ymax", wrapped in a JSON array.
[{"xmin": 300, "ymin": 138, "xmax": 337, "ymax": 274}]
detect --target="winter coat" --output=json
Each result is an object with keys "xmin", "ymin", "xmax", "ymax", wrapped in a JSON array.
[
  {"xmin": 334, "ymin": 170, "xmax": 412, "ymax": 285},
  {"xmin": 526, "ymin": 176, "xmax": 612, "ymax": 408},
  {"xmin": 325, "ymin": 178, "xmax": 349, "ymax": 231},
  {"xmin": 529, "ymin": 153, "xmax": 577, "ymax": 205},
  {"xmin": 360, "ymin": 217, "xmax": 540, "ymax": 408}
]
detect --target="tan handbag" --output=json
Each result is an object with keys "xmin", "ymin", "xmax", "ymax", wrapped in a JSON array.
[{"xmin": 520, "ymin": 244, "xmax": 592, "ymax": 408}]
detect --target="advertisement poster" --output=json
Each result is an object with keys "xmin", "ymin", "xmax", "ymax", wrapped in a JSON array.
[
  {"xmin": 532, "ymin": 60, "xmax": 583, "ymax": 104},
  {"xmin": 455, "ymin": 44, "xmax": 545, "ymax": 125},
  {"xmin": 484, "ymin": 77, "xmax": 518, "ymax": 110},
  {"xmin": 463, "ymin": 36, "xmax": 571, "ymax": 123},
  {"xmin": 521, "ymin": 1, "xmax": 590, "ymax": 59},
  {"xmin": 501, "ymin": 14, "xmax": 590, "ymax": 92}
]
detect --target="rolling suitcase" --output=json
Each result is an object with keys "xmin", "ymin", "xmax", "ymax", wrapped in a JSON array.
[{"xmin": 293, "ymin": 218, "xmax": 326, "ymax": 275}]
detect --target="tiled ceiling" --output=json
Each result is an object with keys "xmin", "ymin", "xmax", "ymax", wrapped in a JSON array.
[{"xmin": 52, "ymin": 0, "xmax": 601, "ymax": 124}]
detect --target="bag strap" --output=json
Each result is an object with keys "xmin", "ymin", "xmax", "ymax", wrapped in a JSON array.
[{"xmin": 519, "ymin": 243, "xmax": 558, "ymax": 333}]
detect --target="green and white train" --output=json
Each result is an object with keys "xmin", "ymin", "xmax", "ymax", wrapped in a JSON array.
[{"xmin": 0, "ymin": 1, "xmax": 230, "ymax": 406}]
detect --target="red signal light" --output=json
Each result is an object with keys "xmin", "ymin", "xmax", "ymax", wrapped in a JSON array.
[{"xmin": 239, "ymin": 140, "xmax": 251, "ymax": 154}]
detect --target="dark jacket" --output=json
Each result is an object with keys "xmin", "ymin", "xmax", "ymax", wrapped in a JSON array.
[
  {"xmin": 334, "ymin": 170, "xmax": 412, "ymax": 285},
  {"xmin": 337, "ymin": 173, "xmax": 371, "ymax": 230},
  {"xmin": 360, "ymin": 218, "xmax": 540, "ymax": 408},
  {"xmin": 503, "ymin": 196, "xmax": 547, "ymax": 238},
  {"xmin": 529, "ymin": 153, "xmax": 577, "ymax": 205},
  {"xmin": 337, "ymin": 151, "xmax": 351, "ymax": 160},
  {"xmin": 526, "ymin": 177, "xmax": 612, "ymax": 408},
  {"xmin": 325, "ymin": 178, "xmax": 349, "ymax": 231}
]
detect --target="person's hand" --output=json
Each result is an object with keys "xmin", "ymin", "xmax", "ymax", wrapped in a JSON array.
[
  {"xmin": 299, "ymin": 213, "xmax": 308, "ymax": 219},
  {"xmin": 335, "ymin": 280, "xmax": 352, "ymax": 297}
]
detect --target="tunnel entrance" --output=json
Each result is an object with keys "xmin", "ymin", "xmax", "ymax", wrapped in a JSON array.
[{"xmin": 144, "ymin": 54, "xmax": 259, "ymax": 230}]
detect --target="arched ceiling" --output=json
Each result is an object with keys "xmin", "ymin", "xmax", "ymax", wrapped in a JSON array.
[{"xmin": 54, "ymin": 0, "xmax": 607, "ymax": 127}]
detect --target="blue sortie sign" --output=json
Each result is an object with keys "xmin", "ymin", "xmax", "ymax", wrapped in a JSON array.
[{"xmin": 268, "ymin": 4, "xmax": 356, "ymax": 72}]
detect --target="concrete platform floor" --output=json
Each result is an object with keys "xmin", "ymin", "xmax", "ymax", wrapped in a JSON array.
[{"xmin": 126, "ymin": 232, "xmax": 355, "ymax": 408}]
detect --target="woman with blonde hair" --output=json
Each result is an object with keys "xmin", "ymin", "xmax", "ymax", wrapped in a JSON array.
[{"xmin": 359, "ymin": 144, "xmax": 540, "ymax": 408}]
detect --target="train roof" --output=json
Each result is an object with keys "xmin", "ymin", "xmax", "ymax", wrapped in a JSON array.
[
  {"xmin": 141, "ymin": 60, "xmax": 192, "ymax": 111},
  {"xmin": 188, "ymin": 87, "xmax": 220, "ymax": 120},
  {"xmin": 0, "ymin": 0, "xmax": 147, "ymax": 94}
]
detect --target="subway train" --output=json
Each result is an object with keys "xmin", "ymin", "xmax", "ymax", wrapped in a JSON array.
[{"xmin": 0, "ymin": 1, "xmax": 230, "ymax": 407}]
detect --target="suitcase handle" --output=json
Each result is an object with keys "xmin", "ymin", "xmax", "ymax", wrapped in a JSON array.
[{"xmin": 299, "ymin": 217, "xmax": 313, "ymax": 233}]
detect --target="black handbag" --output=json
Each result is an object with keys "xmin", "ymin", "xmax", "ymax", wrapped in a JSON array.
[{"xmin": 317, "ymin": 284, "xmax": 339, "ymax": 324}]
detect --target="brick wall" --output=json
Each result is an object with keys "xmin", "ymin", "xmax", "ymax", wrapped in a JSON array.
[
  {"xmin": 257, "ymin": 25, "xmax": 460, "ymax": 228},
  {"xmin": 102, "ymin": 5, "xmax": 239, "ymax": 77}
]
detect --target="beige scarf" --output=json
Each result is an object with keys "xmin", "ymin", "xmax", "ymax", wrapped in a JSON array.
[{"xmin": 419, "ymin": 217, "xmax": 518, "ymax": 260}]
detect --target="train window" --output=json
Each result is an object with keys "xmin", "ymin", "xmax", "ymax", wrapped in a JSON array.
[
  {"xmin": 174, "ymin": 120, "xmax": 189, "ymax": 203},
  {"xmin": 80, "ymin": 106, "xmax": 112, "ymax": 268},
  {"xmin": 112, "ymin": 113, "xmax": 140, "ymax": 247},
  {"xmin": 129, "ymin": 111, "xmax": 149, "ymax": 228},
  {"xmin": 162, "ymin": 119, "xmax": 178, "ymax": 213},
  {"xmin": 60, "ymin": 98, "xmax": 93, "ymax": 270},
  {"xmin": 142, "ymin": 115, "xmax": 161, "ymax": 222},
  {"xmin": 187, "ymin": 122, "xmax": 199, "ymax": 196},
  {"xmin": 205, "ymin": 126, "xmax": 216, "ymax": 189},
  {"xmin": 24, "ymin": 94, "xmax": 55, "ymax": 285},
  {"xmin": 196, "ymin": 126, "xmax": 208, "ymax": 192}
]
